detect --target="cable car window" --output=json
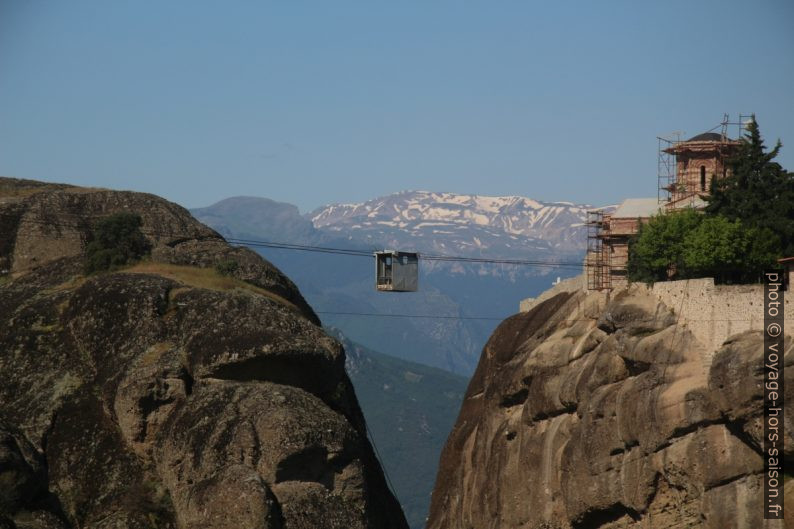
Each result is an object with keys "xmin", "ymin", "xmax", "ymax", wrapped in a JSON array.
[{"xmin": 374, "ymin": 251, "xmax": 419, "ymax": 292}]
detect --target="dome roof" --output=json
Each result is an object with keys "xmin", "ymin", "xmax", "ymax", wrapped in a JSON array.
[{"xmin": 686, "ymin": 132, "xmax": 725, "ymax": 142}]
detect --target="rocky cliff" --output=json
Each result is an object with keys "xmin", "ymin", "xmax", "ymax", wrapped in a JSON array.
[
  {"xmin": 0, "ymin": 177, "xmax": 408, "ymax": 529},
  {"xmin": 427, "ymin": 283, "xmax": 793, "ymax": 528}
]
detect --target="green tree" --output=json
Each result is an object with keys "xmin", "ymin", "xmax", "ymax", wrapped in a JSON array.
[
  {"xmin": 706, "ymin": 116, "xmax": 794, "ymax": 256},
  {"xmin": 682, "ymin": 216, "xmax": 778, "ymax": 283},
  {"xmin": 628, "ymin": 209, "xmax": 701, "ymax": 283},
  {"xmin": 630, "ymin": 119, "xmax": 791, "ymax": 285},
  {"xmin": 629, "ymin": 211, "xmax": 780, "ymax": 284},
  {"xmin": 84, "ymin": 213, "xmax": 151, "ymax": 273}
]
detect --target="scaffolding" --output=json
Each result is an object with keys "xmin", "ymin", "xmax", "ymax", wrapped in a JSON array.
[
  {"xmin": 716, "ymin": 113, "xmax": 753, "ymax": 178},
  {"xmin": 657, "ymin": 132, "xmax": 681, "ymax": 203},
  {"xmin": 586, "ymin": 210, "xmax": 610, "ymax": 290},
  {"xmin": 657, "ymin": 114, "xmax": 750, "ymax": 206},
  {"xmin": 721, "ymin": 113, "xmax": 755, "ymax": 140},
  {"xmin": 587, "ymin": 113, "xmax": 754, "ymax": 292}
]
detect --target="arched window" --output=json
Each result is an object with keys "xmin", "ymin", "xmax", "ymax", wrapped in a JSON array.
[{"xmin": 700, "ymin": 166, "xmax": 706, "ymax": 191}]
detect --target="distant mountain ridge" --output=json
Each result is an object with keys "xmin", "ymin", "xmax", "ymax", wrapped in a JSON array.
[
  {"xmin": 309, "ymin": 190, "xmax": 591, "ymax": 257},
  {"xmin": 192, "ymin": 191, "xmax": 593, "ymax": 271},
  {"xmin": 192, "ymin": 196, "xmax": 320, "ymax": 243}
]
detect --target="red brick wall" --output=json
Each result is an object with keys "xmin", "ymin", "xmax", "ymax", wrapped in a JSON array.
[{"xmin": 675, "ymin": 152, "xmax": 727, "ymax": 197}]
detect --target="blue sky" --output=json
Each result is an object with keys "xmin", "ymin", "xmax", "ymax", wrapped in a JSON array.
[{"xmin": 1, "ymin": 0, "xmax": 792, "ymax": 212}]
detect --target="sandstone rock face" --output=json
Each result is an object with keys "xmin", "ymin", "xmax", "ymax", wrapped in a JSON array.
[
  {"xmin": 0, "ymin": 178, "xmax": 407, "ymax": 529},
  {"xmin": 427, "ymin": 286, "xmax": 793, "ymax": 529}
]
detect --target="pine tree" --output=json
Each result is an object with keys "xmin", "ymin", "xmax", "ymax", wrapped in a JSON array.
[{"xmin": 706, "ymin": 116, "xmax": 794, "ymax": 256}]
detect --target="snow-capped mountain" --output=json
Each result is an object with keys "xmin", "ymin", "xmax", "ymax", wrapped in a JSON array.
[
  {"xmin": 193, "ymin": 191, "xmax": 597, "ymax": 375},
  {"xmin": 309, "ymin": 190, "xmax": 591, "ymax": 259}
]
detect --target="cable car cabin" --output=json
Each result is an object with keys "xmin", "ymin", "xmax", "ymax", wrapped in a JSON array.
[{"xmin": 375, "ymin": 251, "xmax": 419, "ymax": 292}]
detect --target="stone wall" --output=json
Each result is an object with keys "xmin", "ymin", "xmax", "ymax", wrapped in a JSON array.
[
  {"xmin": 524, "ymin": 275, "xmax": 792, "ymax": 371},
  {"xmin": 519, "ymin": 273, "xmax": 587, "ymax": 313},
  {"xmin": 647, "ymin": 277, "xmax": 791, "ymax": 369}
]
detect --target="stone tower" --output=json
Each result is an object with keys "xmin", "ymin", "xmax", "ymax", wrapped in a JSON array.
[{"xmin": 663, "ymin": 131, "xmax": 741, "ymax": 209}]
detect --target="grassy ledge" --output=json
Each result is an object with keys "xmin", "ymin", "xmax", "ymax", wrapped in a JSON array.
[{"xmin": 120, "ymin": 262, "xmax": 300, "ymax": 313}]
